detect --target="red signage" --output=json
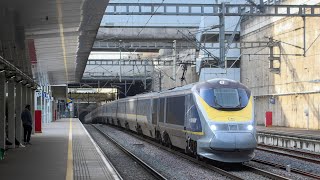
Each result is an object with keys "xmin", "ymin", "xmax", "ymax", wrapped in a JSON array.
[
  {"xmin": 35, "ymin": 110, "xmax": 42, "ymax": 133},
  {"xmin": 265, "ymin": 111, "xmax": 272, "ymax": 127}
]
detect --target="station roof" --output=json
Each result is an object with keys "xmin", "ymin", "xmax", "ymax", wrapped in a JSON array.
[{"xmin": 0, "ymin": 0, "xmax": 109, "ymax": 85}]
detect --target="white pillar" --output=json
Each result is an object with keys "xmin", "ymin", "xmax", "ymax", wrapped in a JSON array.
[
  {"xmin": 0, "ymin": 72, "xmax": 6, "ymax": 150},
  {"xmin": 45, "ymin": 86, "xmax": 48, "ymax": 123},
  {"xmin": 15, "ymin": 82, "xmax": 22, "ymax": 143},
  {"xmin": 44, "ymin": 87, "xmax": 47, "ymax": 123},
  {"xmin": 21, "ymin": 85, "xmax": 26, "ymax": 111},
  {"xmin": 27, "ymin": 87, "xmax": 31, "ymax": 113},
  {"xmin": 31, "ymin": 88, "xmax": 35, "ymax": 134},
  {"xmin": 40, "ymin": 88, "xmax": 43, "ymax": 123},
  {"xmin": 21, "ymin": 85, "xmax": 27, "ymax": 142},
  {"xmin": 8, "ymin": 79, "xmax": 15, "ymax": 148}
]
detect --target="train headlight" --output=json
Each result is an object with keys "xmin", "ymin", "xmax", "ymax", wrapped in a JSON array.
[
  {"xmin": 210, "ymin": 125, "xmax": 217, "ymax": 131},
  {"xmin": 247, "ymin": 125, "xmax": 254, "ymax": 131}
]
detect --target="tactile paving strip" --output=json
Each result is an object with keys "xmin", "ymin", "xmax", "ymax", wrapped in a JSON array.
[{"xmin": 72, "ymin": 120, "xmax": 115, "ymax": 180}]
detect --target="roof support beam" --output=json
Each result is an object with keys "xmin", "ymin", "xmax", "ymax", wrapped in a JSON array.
[
  {"xmin": 105, "ymin": 3, "xmax": 320, "ymax": 17},
  {"xmin": 87, "ymin": 59, "xmax": 175, "ymax": 66},
  {"xmin": 100, "ymin": 25, "xmax": 199, "ymax": 29}
]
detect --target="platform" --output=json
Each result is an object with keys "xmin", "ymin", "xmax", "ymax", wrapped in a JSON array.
[
  {"xmin": 257, "ymin": 126, "xmax": 320, "ymax": 153},
  {"xmin": 257, "ymin": 126, "xmax": 320, "ymax": 140},
  {"xmin": 0, "ymin": 118, "xmax": 120, "ymax": 180}
]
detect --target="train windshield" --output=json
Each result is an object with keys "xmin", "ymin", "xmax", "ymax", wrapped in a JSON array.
[{"xmin": 199, "ymin": 88, "xmax": 249, "ymax": 110}]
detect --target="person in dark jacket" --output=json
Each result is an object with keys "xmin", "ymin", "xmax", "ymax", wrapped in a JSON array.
[{"xmin": 21, "ymin": 105, "xmax": 32, "ymax": 145}]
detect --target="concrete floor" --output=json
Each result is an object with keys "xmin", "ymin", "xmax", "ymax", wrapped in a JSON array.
[
  {"xmin": 0, "ymin": 118, "xmax": 120, "ymax": 180},
  {"xmin": 0, "ymin": 120, "xmax": 69, "ymax": 180}
]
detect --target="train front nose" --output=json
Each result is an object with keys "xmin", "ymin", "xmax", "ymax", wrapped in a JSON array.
[{"xmin": 210, "ymin": 132, "xmax": 257, "ymax": 150}]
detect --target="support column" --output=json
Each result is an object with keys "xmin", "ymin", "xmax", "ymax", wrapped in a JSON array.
[
  {"xmin": 48, "ymin": 86, "xmax": 51, "ymax": 122},
  {"xmin": 21, "ymin": 85, "xmax": 26, "ymax": 110},
  {"xmin": 15, "ymin": 82, "xmax": 22, "ymax": 143},
  {"xmin": 40, "ymin": 88, "xmax": 43, "ymax": 123},
  {"xmin": 31, "ymin": 89, "xmax": 35, "ymax": 134},
  {"xmin": 219, "ymin": 3, "xmax": 226, "ymax": 67},
  {"xmin": 21, "ymin": 85, "xmax": 27, "ymax": 143},
  {"xmin": 173, "ymin": 40, "xmax": 177, "ymax": 86},
  {"xmin": 0, "ymin": 71, "xmax": 6, "ymax": 151},
  {"xmin": 27, "ymin": 87, "xmax": 31, "ymax": 110},
  {"xmin": 43, "ymin": 87, "xmax": 47, "ymax": 123},
  {"xmin": 8, "ymin": 79, "xmax": 16, "ymax": 148}
]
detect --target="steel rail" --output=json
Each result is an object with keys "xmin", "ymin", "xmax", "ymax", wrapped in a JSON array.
[
  {"xmin": 91, "ymin": 125, "xmax": 168, "ymax": 180},
  {"xmin": 96, "ymin": 124, "xmax": 292, "ymax": 180},
  {"xmin": 242, "ymin": 164, "xmax": 290, "ymax": 180},
  {"xmin": 95, "ymin": 124, "xmax": 243, "ymax": 180},
  {"xmin": 252, "ymin": 158, "xmax": 320, "ymax": 179},
  {"xmin": 257, "ymin": 144, "xmax": 320, "ymax": 164}
]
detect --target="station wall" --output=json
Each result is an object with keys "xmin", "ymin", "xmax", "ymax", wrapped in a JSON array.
[
  {"xmin": 152, "ymin": 49, "xmax": 199, "ymax": 91},
  {"xmin": 240, "ymin": 2, "xmax": 320, "ymax": 129},
  {"xmin": 152, "ymin": 65, "xmax": 198, "ymax": 91}
]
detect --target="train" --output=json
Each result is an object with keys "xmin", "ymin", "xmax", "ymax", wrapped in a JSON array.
[{"xmin": 84, "ymin": 78, "xmax": 257, "ymax": 163}]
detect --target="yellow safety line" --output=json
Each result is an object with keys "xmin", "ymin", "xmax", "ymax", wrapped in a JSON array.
[
  {"xmin": 56, "ymin": 0, "xmax": 69, "ymax": 82},
  {"xmin": 66, "ymin": 118, "xmax": 73, "ymax": 180},
  {"xmin": 182, "ymin": 130, "xmax": 204, "ymax": 136}
]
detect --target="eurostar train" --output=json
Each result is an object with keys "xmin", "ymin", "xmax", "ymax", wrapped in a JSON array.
[{"xmin": 84, "ymin": 78, "xmax": 257, "ymax": 162}]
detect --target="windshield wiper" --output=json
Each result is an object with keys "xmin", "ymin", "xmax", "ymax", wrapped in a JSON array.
[
  {"xmin": 214, "ymin": 96, "xmax": 223, "ymax": 108},
  {"xmin": 235, "ymin": 96, "xmax": 242, "ymax": 108}
]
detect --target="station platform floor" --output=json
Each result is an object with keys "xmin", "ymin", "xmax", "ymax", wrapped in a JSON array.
[
  {"xmin": 257, "ymin": 125, "xmax": 320, "ymax": 140},
  {"xmin": 0, "ymin": 118, "xmax": 120, "ymax": 180}
]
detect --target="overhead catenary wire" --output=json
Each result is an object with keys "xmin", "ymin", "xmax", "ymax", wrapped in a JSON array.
[{"xmin": 136, "ymin": 0, "xmax": 166, "ymax": 37}]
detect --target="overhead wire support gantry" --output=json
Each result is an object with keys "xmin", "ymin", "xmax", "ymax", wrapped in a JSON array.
[
  {"xmin": 106, "ymin": 2, "xmax": 320, "ymax": 67},
  {"xmin": 106, "ymin": 3, "xmax": 320, "ymax": 17}
]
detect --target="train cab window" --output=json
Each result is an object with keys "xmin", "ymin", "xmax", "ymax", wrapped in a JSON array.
[
  {"xmin": 199, "ymin": 88, "xmax": 249, "ymax": 110},
  {"xmin": 214, "ymin": 88, "xmax": 240, "ymax": 108},
  {"xmin": 237, "ymin": 88, "xmax": 249, "ymax": 107},
  {"xmin": 200, "ymin": 88, "xmax": 214, "ymax": 106}
]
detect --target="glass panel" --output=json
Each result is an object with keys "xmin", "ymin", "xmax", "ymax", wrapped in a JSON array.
[
  {"xmin": 185, "ymin": 94, "xmax": 202, "ymax": 132},
  {"xmin": 159, "ymin": 98, "xmax": 165, "ymax": 122},
  {"xmin": 152, "ymin": 99, "xmax": 158, "ymax": 124},
  {"xmin": 238, "ymin": 88, "xmax": 249, "ymax": 107},
  {"xmin": 199, "ymin": 88, "xmax": 214, "ymax": 106},
  {"xmin": 166, "ymin": 96, "xmax": 185, "ymax": 126},
  {"xmin": 199, "ymin": 88, "xmax": 250, "ymax": 110},
  {"xmin": 214, "ymin": 88, "xmax": 240, "ymax": 108}
]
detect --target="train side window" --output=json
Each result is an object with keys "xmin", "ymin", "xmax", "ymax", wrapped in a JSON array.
[
  {"xmin": 185, "ymin": 94, "xmax": 202, "ymax": 132},
  {"xmin": 166, "ymin": 96, "xmax": 185, "ymax": 126},
  {"xmin": 137, "ymin": 99, "xmax": 151, "ymax": 122},
  {"xmin": 159, "ymin": 98, "xmax": 165, "ymax": 122},
  {"xmin": 152, "ymin": 98, "xmax": 158, "ymax": 124}
]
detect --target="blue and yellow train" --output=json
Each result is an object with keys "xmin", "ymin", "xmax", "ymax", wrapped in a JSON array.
[{"xmin": 84, "ymin": 78, "xmax": 257, "ymax": 163}]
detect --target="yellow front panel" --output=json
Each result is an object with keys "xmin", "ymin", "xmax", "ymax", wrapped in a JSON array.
[{"xmin": 197, "ymin": 94, "xmax": 253, "ymax": 122}]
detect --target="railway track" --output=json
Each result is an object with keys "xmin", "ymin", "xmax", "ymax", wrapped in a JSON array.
[
  {"xmin": 94, "ymin": 124, "xmax": 289, "ymax": 180},
  {"xmin": 252, "ymin": 158, "xmax": 320, "ymax": 179},
  {"xmin": 255, "ymin": 144, "xmax": 320, "ymax": 179},
  {"xmin": 240, "ymin": 164, "xmax": 290, "ymax": 180},
  {"xmin": 91, "ymin": 124, "xmax": 167, "ymax": 180},
  {"xmin": 257, "ymin": 144, "xmax": 320, "ymax": 164}
]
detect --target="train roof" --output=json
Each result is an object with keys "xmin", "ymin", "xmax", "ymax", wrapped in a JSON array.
[{"xmin": 107, "ymin": 78, "xmax": 246, "ymax": 103}]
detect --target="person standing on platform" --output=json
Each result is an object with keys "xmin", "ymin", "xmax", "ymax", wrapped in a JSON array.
[{"xmin": 21, "ymin": 104, "xmax": 32, "ymax": 145}]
